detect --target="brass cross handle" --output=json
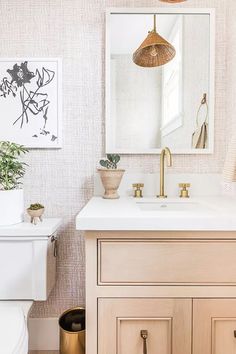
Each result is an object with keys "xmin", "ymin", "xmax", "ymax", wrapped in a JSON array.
[
  {"xmin": 132, "ymin": 183, "xmax": 144, "ymax": 198},
  {"xmin": 140, "ymin": 330, "xmax": 148, "ymax": 354},
  {"xmin": 179, "ymin": 183, "xmax": 190, "ymax": 198}
]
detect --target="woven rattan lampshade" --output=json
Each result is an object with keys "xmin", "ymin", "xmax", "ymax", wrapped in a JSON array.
[{"xmin": 133, "ymin": 15, "xmax": 176, "ymax": 67}]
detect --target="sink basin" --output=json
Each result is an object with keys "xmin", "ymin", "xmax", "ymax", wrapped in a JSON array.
[{"xmin": 136, "ymin": 200, "xmax": 213, "ymax": 212}]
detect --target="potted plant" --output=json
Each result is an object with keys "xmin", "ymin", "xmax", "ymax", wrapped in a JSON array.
[
  {"xmin": 0, "ymin": 141, "xmax": 28, "ymax": 226},
  {"xmin": 98, "ymin": 154, "xmax": 125, "ymax": 199},
  {"xmin": 27, "ymin": 203, "xmax": 45, "ymax": 224}
]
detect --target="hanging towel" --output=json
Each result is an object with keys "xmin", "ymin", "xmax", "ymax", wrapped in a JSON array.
[
  {"xmin": 223, "ymin": 135, "xmax": 236, "ymax": 182},
  {"xmin": 192, "ymin": 122, "xmax": 208, "ymax": 149},
  {"xmin": 192, "ymin": 94, "xmax": 208, "ymax": 149}
]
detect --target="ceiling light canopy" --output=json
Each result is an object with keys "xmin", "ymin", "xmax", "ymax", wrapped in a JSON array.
[{"xmin": 133, "ymin": 15, "xmax": 176, "ymax": 68}]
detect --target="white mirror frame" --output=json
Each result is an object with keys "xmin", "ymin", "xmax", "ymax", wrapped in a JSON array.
[{"xmin": 105, "ymin": 8, "xmax": 215, "ymax": 155}]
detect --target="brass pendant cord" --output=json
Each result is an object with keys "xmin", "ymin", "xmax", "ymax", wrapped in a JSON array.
[{"xmin": 153, "ymin": 14, "xmax": 156, "ymax": 32}]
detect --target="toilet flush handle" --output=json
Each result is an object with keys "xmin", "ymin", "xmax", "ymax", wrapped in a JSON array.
[{"xmin": 51, "ymin": 235, "xmax": 58, "ymax": 257}]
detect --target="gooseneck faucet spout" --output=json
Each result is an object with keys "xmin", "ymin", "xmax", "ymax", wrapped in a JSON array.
[{"xmin": 157, "ymin": 147, "xmax": 172, "ymax": 198}]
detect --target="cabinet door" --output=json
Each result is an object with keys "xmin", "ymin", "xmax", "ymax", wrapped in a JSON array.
[
  {"xmin": 98, "ymin": 298, "xmax": 191, "ymax": 354},
  {"xmin": 193, "ymin": 299, "xmax": 236, "ymax": 354}
]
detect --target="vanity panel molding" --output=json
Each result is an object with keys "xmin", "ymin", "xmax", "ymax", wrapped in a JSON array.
[
  {"xmin": 85, "ymin": 230, "xmax": 236, "ymax": 354},
  {"xmin": 98, "ymin": 298, "xmax": 192, "ymax": 354},
  {"xmin": 193, "ymin": 299, "xmax": 236, "ymax": 354},
  {"xmin": 98, "ymin": 238, "xmax": 236, "ymax": 285}
]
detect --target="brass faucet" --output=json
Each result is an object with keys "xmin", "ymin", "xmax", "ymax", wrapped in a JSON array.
[{"xmin": 157, "ymin": 147, "xmax": 172, "ymax": 198}]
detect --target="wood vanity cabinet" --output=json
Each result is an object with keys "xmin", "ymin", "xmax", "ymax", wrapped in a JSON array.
[
  {"xmin": 85, "ymin": 231, "xmax": 236, "ymax": 354},
  {"xmin": 193, "ymin": 299, "xmax": 236, "ymax": 354},
  {"xmin": 98, "ymin": 298, "xmax": 191, "ymax": 354}
]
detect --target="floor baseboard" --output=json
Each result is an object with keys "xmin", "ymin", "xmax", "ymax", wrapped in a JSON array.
[{"xmin": 28, "ymin": 317, "xmax": 59, "ymax": 351}]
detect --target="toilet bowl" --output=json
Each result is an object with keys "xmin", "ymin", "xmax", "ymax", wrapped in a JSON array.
[{"xmin": 0, "ymin": 301, "xmax": 33, "ymax": 354}]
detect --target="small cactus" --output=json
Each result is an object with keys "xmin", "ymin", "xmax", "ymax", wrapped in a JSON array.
[
  {"xmin": 28, "ymin": 203, "xmax": 44, "ymax": 210},
  {"xmin": 99, "ymin": 154, "xmax": 120, "ymax": 169}
]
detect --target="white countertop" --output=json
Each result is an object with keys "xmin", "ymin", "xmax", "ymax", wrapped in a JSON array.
[
  {"xmin": 0, "ymin": 218, "xmax": 62, "ymax": 237},
  {"xmin": 76, "ymin": 196, "xmax": 236, "ymax": 231}
]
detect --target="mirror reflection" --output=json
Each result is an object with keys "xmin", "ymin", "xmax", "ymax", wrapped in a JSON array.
[{"xmin": 107, "ymin": 12, "xmax": 213, "ymax": 153}]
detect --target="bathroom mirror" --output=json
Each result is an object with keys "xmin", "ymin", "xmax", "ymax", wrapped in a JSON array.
[{"xmin": 106, "ymin": 8, "xmax": 215, "ymax": 154}]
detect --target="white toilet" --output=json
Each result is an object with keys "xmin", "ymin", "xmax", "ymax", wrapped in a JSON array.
[{"xmin": 0, "ymin": 218, "xmax": 61, "ymax": 354}]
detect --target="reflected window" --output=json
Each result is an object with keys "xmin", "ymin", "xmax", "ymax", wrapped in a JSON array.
[{"xmin": 161, "ymin": 17, "xmax": 183, "ymax": 137}]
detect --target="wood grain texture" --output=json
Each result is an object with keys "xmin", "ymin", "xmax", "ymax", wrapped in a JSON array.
[
  {"xmin": 99, "ymin": 239, "xmax": 236, "ymax": 285},
  {"xmin": 98, "ymin": 298, "xmax": 192, "ymax": 354},
  {"xmin": 86, "ymin": 230, "xmax": 236, "ymax": 354},
  {"xmin": 193, "ymin": 299, "xmax": 236, "ymax": 354}
]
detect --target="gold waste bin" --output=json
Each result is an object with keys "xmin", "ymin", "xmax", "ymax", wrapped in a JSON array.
[{"xmin": 59, "ymin": 307, "xmax": 85, "ymax": 354}]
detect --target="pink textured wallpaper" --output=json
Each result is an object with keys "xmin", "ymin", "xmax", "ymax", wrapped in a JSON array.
[{"xmin": 0, "ymin": 0, "xmax": 232, "ymax": 317}]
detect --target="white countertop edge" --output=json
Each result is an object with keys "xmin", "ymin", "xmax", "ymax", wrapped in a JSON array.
[
  {"xmin": 0, "ymin": 218, "xmax": 62, "ymax": 237},
  {"xmin": 76, "ymin": 219, "xmax": 236, "ymax": 232}
]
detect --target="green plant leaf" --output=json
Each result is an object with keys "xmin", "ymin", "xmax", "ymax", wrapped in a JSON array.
[
  {"xmin": 113, "ymin": 154, "xmax": 120, "ymax": 164},
  {"xmin": 0, "ymin": 141, "xmax": 28, "ymax": 190},
  {"xmin": 29, "ymin": 203, "xmax": 44, "ymax": 210},
  {"xmin": 106, "ymin": 154, "xmax": 120, "ymax": 168},
  {"xmin": 107, "ymin": 154, "xmax": 114, "ymax": 163},
  {"xmin": 99, "ymin": 160, "xmax": 109, "ymax": 168}
]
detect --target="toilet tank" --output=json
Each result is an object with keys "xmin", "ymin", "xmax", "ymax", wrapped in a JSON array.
[{"xmin": 0, "ymin": 218, "xmax": 61, "ymax": 300}]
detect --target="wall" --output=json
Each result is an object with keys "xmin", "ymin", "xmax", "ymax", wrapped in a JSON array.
[
  {"xmin": 227, "ymin": 0, "xmax": 236, "ymax": 135},
  {"xmin": 0, "ymin": 0, "xmax": 230, "ymax": 318},
  {"xmin": 113, "ymin": 54, "xmax": 162, "ymax": 149}
]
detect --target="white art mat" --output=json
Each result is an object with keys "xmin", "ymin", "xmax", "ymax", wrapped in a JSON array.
[{"xmin": 0, "ymin": 58, "xmax": 62, "ymax": 148}]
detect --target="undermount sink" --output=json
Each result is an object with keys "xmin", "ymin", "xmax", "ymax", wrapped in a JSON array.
[{"xmin": 136, "ymin": 200, "xmax": 214, "ymax": 212}]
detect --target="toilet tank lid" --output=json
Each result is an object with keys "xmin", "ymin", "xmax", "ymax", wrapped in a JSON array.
[
  {"xmin": 0, "ymin": 306, "xmax": 26, "ymax": 353},
  {"xmin": 0, "ymin": 218, "xmax": 61, "ymax": 237}
]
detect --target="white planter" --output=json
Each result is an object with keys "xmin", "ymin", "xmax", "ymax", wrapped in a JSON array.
[{"xmin": 0, "ymin": 189, "xmax": 24, "ymax": 226}]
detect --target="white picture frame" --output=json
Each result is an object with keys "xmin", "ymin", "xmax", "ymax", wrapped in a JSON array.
[{"xmin": 0, "ymin": 58, "xmax": 62, "ymax": 148}]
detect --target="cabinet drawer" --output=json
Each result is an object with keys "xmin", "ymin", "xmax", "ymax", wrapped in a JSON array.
[
  {"xmin": 98, "ymin": 298, "xmax": 191, "ymax": 354},
  {"xmin": 98, "ymin": 239, "xmax": 236, "ymax": 285}
]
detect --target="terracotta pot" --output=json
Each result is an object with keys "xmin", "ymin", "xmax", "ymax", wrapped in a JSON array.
[
  {"xmin": 98, "ymin": 169, "xmax": 125, "ymax": 199},
  {"xmin": 27, "ymin": 207, "xmax": 45, "ymax": 224}
]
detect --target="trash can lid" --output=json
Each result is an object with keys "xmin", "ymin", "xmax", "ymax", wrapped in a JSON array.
[
  {"xmin": 59, "ymin": 307, "xmax": 85, "ymax": 332},
  {"xmin": 0, "ymin": 306, "xmax": 27, "ymax": 354}
]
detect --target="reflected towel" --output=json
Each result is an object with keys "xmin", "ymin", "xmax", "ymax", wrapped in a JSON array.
[
  {"xmin": 192, "ymin": 122, "xmax": 208, "ymax": 149},
  {"xmin": 223, "ymin": 135, "xmax": 236, "ymax": 182}
]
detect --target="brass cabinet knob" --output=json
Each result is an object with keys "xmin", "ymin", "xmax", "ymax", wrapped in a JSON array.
[
  {"xmin": 179, "ymin": 183, "xmax": 190, "ymax": 198},
  {"xmin": 132, "ymin": 183, "xmax": 144, "ymax": 198}
]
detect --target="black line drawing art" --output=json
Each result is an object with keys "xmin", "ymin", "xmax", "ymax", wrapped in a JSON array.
[{"xmin": 0, "ymin": 61, "xmax": 59, "ymax": 145}]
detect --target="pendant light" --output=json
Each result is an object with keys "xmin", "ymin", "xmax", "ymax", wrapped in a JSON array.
[{"xmin": 133, "ymin": 15, "xmax": 176, "ymax": 68}]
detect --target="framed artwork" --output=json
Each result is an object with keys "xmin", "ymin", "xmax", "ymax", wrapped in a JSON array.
[{"xmin": 0, "ymin": 58, "xmax": 62, "ymax": 148}]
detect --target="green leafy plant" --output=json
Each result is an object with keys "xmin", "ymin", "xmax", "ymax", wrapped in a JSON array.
[
  {"xmin": 0, "ymin": 141, "xmax": 28, "ymax": 190},
  {"xmin": 28, "ymin": 203, "xmax": 44, "ymax": 210},
  {"xmin": 99, "ymin": 154, "xmax": 120, "ymax": 169}
]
